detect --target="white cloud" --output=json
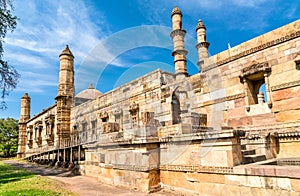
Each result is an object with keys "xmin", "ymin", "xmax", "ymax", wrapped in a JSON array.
[
  {"xmin": 5, "ymin": 52, "xmax": 51, "ymax": 69},
  {"xmin": 4, "ymin": 0, "xmax": 112, "ymax": 94}
]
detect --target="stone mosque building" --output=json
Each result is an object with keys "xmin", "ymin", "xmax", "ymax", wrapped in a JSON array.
[{"xmin": 17, "ymin": 7, "xmax": 300, "ymax": 195}]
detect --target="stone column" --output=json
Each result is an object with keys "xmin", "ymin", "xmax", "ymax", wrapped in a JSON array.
[
  {"xmin": 70, "ymin": 147, "xmax": 73, "ymax": 162},
  {"xmin": 243, "ymin": 78, "xmax": 250, "ymax": 111},
  {"xmin": 264, "ymin": 73, "xmax": 272, "ymax": 108},
  {"xmin": 78, "ymin": 145, "xmax": 81, "ymax": 162}
]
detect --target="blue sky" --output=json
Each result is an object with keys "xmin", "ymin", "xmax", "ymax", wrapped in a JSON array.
[{"xmin": 1, "ymin": 0, "xmax": 299, "ymax": 119}]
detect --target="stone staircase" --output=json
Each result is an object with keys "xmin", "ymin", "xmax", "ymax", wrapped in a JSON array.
[{"xmin": 241, "ymin": 144, "xmax": 267, "ymax": 164}]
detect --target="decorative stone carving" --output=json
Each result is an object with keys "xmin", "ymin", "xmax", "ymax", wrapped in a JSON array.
[
  {"xmin": 129, "ymin": 102, "xmax": 139, "ymax": 115},
  {"xmin": 99, "ymin": 111, "xmax": 109, "ymax": 119},
  {"xmin": 102, "ymin": 122, "xmax": 120, "ymax": 134},
  {"xmin": 141, "ymin": 112, "xmax": 154, "ymax": 126},
  {"xmin": 271, "ymin": 80, "xmax": 300, "ymax": 91},
  {"xmin": 44, "ymin": 114, "xmax": 55, "ymax": 144},
  {"xmin": 112, "ymin": 106, "xmax": 122, "ymax": 116},
  {"xmin": 240, "ymin": 62, "xmax": 270, "ymax": 78},
  {"xmin": 203, "ymin": 30, "xmax": 300, "ymax": 72}
]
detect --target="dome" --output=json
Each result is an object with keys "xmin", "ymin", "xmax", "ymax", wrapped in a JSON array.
[
  {"xmin": 75, "ymin": 83, "xmax": 102, "ymax": 100},
  {"xmin": 59, "ymin": 45, "xmax": 74, "ymax": 57}
]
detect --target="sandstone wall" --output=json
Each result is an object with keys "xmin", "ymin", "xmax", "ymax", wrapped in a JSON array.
[{"xmin": 192, "ymin": 20, "xmax": 300, "ymax": 128}]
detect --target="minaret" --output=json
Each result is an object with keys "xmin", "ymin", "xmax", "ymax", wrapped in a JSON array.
[
  {"xmin": 55, "ymin": 45, "xmax": 74, "ymax": 147},
  {"xmin": 170, "ymin": 6, "xmax": 188, "ymax": 79},
  {"xmin": 17, "ymin": 93, "xmax": 31, "ymax": 158},
  {"xmin": 195, "ymin": 20, "xmax": 210, "ymax": 72}
]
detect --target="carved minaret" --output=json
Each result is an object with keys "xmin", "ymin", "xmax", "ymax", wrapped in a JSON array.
[
  {"xmin": 17, "ymin": 93, "xmax": 31, "ymax": 158},
  {"xmin": 55, "ymin": 45, "xmax": 74, "ymax": 147},
  {"xmin": 195, "ymin": 20, "xmax": 210, "ymax": 72},
  {"xmin": 170, "ymin": 6, "xmax": 188, "ymax": 79}
]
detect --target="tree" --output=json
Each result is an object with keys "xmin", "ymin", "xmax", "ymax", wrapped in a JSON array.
[
  {"xmin": 0, "ymin": 118, "xmax": 18, "ymax": 157},
  {"xmin": 0, "ymin": 0, "xmax": 19, "ymax": 110}
]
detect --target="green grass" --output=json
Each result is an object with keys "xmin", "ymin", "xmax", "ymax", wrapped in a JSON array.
[{"xmin": 0, "ymin": 162, "xmax": 77, "ymax": 196}]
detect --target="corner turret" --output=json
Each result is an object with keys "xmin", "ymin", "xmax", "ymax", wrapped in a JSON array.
[{"xmin": 17, "ymin": 93, "xmax": 31, "ymax": 158}]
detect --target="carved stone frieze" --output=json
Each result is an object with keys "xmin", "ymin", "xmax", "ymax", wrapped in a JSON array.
[
  {"xmin": 160, "ymin": 164, "xmax": 234, "ymax": 174},
  {"xmin": 111, "ymin": 164, "xmax": 158, "ymax": 172},
  {"xmin": 240, "ymin": 62, "xmax": 270, "ymax": 78},
  {"xmin": 198, "ymin": 93, "xmax": 244, "ymax": 108},
  {"xmin": 271, "ymin": 80, "xmax": 300, "ymax": 91},
  {"xmin": 203, "ymin": 30, "xmax": 300, "ymax": 72}
]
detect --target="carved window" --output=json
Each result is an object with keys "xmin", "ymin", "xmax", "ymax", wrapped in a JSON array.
[
  {"xmin": 34, "ymin": 127, "xmax": 38, "ymax": 141},
  {"xmin": 129, "ymin": 102, "xmax": 139, "ymax": 128},
  {"xmin": 240, "ymin": 62, "xmax": 272, "ymax": 111},
  {"xmin": 27, "ymin": 125, "xmax": 33, "ymax": 148},
  {"xmin": 171, "ymin": 93, "xmax": 181, "ymax": 124},
  {"xmin": 131, "ymin": 115, "xmax": 138, "ymax": 128},
  {"xmin": 82, "ymin": 122, "xmax": 87, "ymax": 131},
  {"xmin": 99, "ymin": 112, "xmax": 109, "ymax": 123},
  {"xmin": 34, "ymin": 121, "xmax": 42, "ymax": 146},
  {"xmin": 100, "ymin": 153, "xmax": 105, "ymax": 163},
  {"xmin": 244, "ymin": 77, "xmax": 265, "ymax": 105},
  {"xmin": 91, "ymin": 120, "xmax": 97, "ymax": 135},
  {"xmin": 113, "ymin": 106, "xmax": 122, "ymax": 130},
  {"xmin": 295, "ymin": 60, "xmax": 300, "ymax": 70}
]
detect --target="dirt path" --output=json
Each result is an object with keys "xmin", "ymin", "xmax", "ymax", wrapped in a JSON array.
[{"xmin": 4, "ymin": 160, "xmax": 176, "ymax": 196}]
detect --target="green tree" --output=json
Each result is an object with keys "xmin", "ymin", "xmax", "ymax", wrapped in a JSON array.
[
  {"xmin": 0, "ymin": 0, "xmax": 19, "ymax": 109},
  {"xmin": 0, "ymin": 118, "xmax": 18, "ymax": 157}
]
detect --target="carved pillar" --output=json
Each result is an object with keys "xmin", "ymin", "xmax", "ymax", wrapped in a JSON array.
[
  {"xmin": 57, "ymin": 149, "xmax": 60, "ymax": 162},
  {"xmin": 243, "ymin": 78, "xmax": 250, "ymax": 111},
  {"xmin": 70, "ymin": 147, "xmax": 73, "ymax": 163},
  {"xmin": 78, "ymin": 145, "xmax": 81, "ymax": 162},
  {"xmin": 264, "ymin": 73, "xmax": 272, "ymax": 108}
]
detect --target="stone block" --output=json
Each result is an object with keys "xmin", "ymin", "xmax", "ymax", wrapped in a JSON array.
[
  {"xmin": 275, "ymin": 109, "xmax": 300, "ymax": 122},
  {"xmin": 272, "ymin": 86, "xmax": 300, "ymax": 101},
  {"xmin": 227, "ymin": 107, "xmax": 246, "ymax": 118},
  {"xmin": 271, "ymin": 64, "xmax": 283, "ymax": 74},
  {"xmin": 234, "ymin": 97, "xmax": 244, "ymax": 108},
  {"xmin": 291, "ymin": 179, "xmax": 300, "ymax": 192},
  {"xmin": 228, "ymin": 116, "xmax": 252, "ymax": 127},
  {"xmin": 273, "ymin": 97, "xmax": 300, "ymax": 112}
]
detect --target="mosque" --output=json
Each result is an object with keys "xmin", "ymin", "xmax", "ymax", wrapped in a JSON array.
[{"xmin": 17, "ymin": 7, "xmax": 300, "ymax": 195}]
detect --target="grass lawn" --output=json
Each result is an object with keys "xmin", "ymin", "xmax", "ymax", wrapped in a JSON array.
[{"xmin": 0, "ymin": 161, "xmax": 77, "ymax": 196}]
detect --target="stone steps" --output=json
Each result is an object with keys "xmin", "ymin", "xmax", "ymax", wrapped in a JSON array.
[
  {"xmin": 242, "ymin": 149, "xmax": 256, "ymax": 156},
  {"xmin": 241, "ymin": 144, "xmax": 267, "ymax": 164},
  {"xmin": 242, "ymin": 154, "xmax": 267, "ymax": 164}
]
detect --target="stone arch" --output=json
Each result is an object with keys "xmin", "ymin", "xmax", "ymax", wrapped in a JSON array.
[{"xmin": 171, "ymin": 86, "xmax": 188, "ymax": 125}]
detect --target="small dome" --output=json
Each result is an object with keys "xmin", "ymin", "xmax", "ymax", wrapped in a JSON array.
[
  {"xmin": 171, "ymin": 6, "xmax": 182, "ymax": 17},
  {"xmin": 59, "ymin": 45, "xmax": 74, "ymax": 57},
  {"xmin": 75, "ymin": 83, "xmax": 102, "ymax": 100},
  {"xmin": 196, "ymin": 20, "xmax": 206, "ymax": 31},
  {"xmin": 21, "ymin": 93, "xmax": 30, "ymax": 99}
]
